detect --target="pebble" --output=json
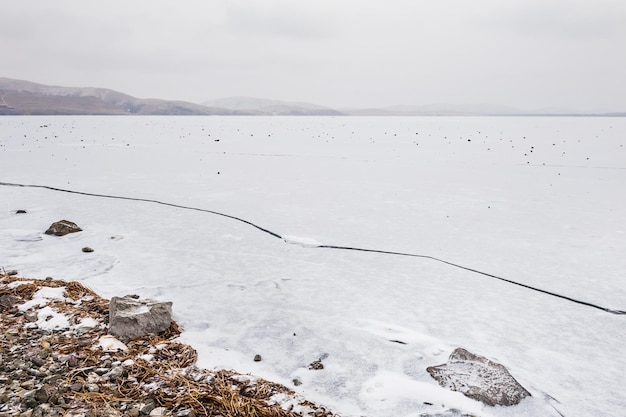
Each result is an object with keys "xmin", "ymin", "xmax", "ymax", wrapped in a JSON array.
[
  {"xmin": 24, "ymin": 311, "xmax": 38, "ymax": 322},
  {"xmin": 86, "ymin": 383, "xmax": 100, "ymax": 392},
  {"xmin": 34, "ymin": 386, "xmax": 49, "ymax": 402},
  {"xmin": 106, "ymin": 366, "xmax": 124, "ymax": 381},
  {"xmin": 82, "ymin": 247, "xmax": 94, "ymax": 253},
  {"xmin": 149, "ymin": 407, "xmax": 168, "ymax": 416},
  {"xmin": 140, "ymin": 399, "xmax": 157, "ymax": 415},
  {"xmin": 253, "ymin": 354, "xmax": 262, "ymax": 362}
]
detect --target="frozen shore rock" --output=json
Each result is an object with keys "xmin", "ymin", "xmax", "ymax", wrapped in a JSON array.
[
  {"xmin": 426, "ymin": 347, "xmax": 531, "ymax": 406},
  {"xmin": 109, "ymin": 295, "xmax": 173, "ymax": 340},
  {"xmin": 44, "ymin": 219, "xmax": 82, "ymax": 236}
]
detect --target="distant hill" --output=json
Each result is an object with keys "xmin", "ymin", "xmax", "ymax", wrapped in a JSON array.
[
  {"xmin": 202, "ymin": 96, "xmax": 345, "ymax": 116},
  {"xmin": 1, "ymin": 77, "xmax": 623, "ymax": 117},
  {"xmin": 0, "ymin": 78, "xmax": 242, "ymax": 116}
]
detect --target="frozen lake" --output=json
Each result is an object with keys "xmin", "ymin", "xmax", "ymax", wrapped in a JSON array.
[{"xmin": 1, "ymin": 115, "xmax": 625, "ymax": 416}]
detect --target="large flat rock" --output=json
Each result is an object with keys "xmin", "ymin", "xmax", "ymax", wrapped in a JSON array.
[{"xmin": 427, "ymin": 347, "xmax": 531, "ymax": 406}]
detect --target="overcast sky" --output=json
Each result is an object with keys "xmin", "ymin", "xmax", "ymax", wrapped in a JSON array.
[{"xmin": 1, "ymin": 0, "xmax": 625, "ymax": 111}]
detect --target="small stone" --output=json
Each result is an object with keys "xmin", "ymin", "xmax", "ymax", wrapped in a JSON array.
[
  {"xmin": 27, "ymin": 368, "xmax": 47, "ymax": 377},
  {"xmin": 0, "ymin": 294, "xmax": 18, "ymax": 308},
  {"xmin": 293, "ymin": 378, "xmax": 302, "ymax": 386},
  {"xmin": 78, "ymin": 339, "xmax": 92, "ymax": 347},
  {"xmin": 128, "ymin": 408, "xmax": 140, "ymax": 417},
  {"xmin": 20, "ymin": 379, "xmax": 35, "ymax": 389},
  {"xmin": 149, "ymin": 407, "xmax": 167, "ymax": 416},
  {"xmin": 45, "ymin": 277, "xmax": 53, "ymax": 281},
  {"xmin": 70, "ymin": 382, "xmax": 83, "ymax": 392},
  {"xmin": 31, "ymin": 355, "xmax": 46, "ymax": 367},
  {"xmin": 105, "ymin": 366, "xmax": 124, "ymax": 381},
  {"xmin": 34, "ymin": 387, "xmax": 49, "ymax": 403},
  {"xmin": 21, "ymin": 393, "xmax": 38, "ymax": 409},
  {"xmin": 82, "ymin": 247, "xmax": 94, "ymax": 253},
  {"xmin": 140, "ymin": 399, "xmax": 157, "ymax": 415},
  {"xmin": 86, "ymin": 383, "xmax": 100, "ymax": 392},
  {"xmin": 308, "ymin": 360, "xmax": 324, "ymax": 370},
  {"xmin": 87, "ymin": 372, "xmax": 103, "ymax": 384},
  {"xmin": 253, "ymin": 354, "xmax": 262, "ymax": 362},
  {"xmin": 6, "ymin": 270, "xmax": 18, "ymax": 276},
  {"xmin": 15, "ymin": 210, "xmax": 27, "ymax": 214},
  {"xmin": 32, "ymin": 404, "xmax": 50, "ymax": 417},
  {"xmin": 176, "ymin": 409, "xmax": 196, "ymax": 417},
  {"xmin": 24, "ymin": 311, "xmax": 39, "ymax": 322},
  {"xmin": 95, "ymin": 367, "xmax": 110, "ymax": 375}
]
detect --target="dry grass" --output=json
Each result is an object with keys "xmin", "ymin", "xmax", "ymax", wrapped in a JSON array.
[{"xmin": 0, "ymin": 274, "xmax": 338, "ymax": 417}]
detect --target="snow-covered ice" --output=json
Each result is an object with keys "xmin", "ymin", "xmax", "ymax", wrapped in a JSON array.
[{"xmin": 1, "ymin": 115, "xmax": 625, "ymax": 416}]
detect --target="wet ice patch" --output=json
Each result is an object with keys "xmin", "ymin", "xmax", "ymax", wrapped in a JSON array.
[
  {"xmin": 282, "ymin": 235, "xmax": 322, "ymax": 248},
  {"xmin": 360, "ymin": 320, "xmax": 447, "ymax": 355}
]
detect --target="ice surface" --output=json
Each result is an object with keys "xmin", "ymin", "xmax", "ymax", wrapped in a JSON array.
[{"xmin": 1, "ymin": 115, "xmax": 625, "ymax": 417}]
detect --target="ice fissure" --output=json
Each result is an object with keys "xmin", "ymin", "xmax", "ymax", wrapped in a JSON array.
[{"xmin": 2, "ymin": 180, "xmax": 624, "ymax": 316}]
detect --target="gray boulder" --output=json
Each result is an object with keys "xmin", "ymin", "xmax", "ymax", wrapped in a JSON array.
[
  {"xmin": 426, "ymin": 347, "xmax": 531, "ymax": 406},
  {"xmin": 108, "ymin": 295, "xmax": 172, "ymax": 340},
  {"xmin": 45, "ymin": 220, "xmax": 82, "ymax": 236}
]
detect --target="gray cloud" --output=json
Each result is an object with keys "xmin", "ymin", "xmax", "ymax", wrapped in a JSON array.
[{"xmin": 1, "ymin": 0, "xmax": 625, "ymax": 111}]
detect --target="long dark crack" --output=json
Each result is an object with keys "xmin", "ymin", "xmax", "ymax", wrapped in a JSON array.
[{"xmin": 2, "ymin": 180, "xmax": 624, "ymax": 316}]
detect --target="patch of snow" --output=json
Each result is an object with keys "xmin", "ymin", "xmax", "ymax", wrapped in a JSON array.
[
  {"xmin": 98, "ymin": 335, "xmax": 129, "ymax": 352},
  {"xmin": 360, "ymin": 371, "xmax": 490, "ymax": 416},
  {"xmin": 36, "ymin": 306, "xmax": 70, "ymax": 330},
  {"xmin": 76, "ymin": 317, "xmax": 100, "ymax": 329},
  {"xmin": 7, "ymin": 280, "xmax": 34, "ymax": 288},
  {"xmin": 18, "ymin": 286, "xmax": 67, "ymax": 311},
  {"xmin": 119, "ymin": 304, "xmax": 151, "ymax": 316}
]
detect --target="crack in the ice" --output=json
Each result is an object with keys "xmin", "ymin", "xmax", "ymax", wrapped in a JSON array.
[{"xmin": 2, "ymin": 180, "xmax": 624, "ymax": 316}]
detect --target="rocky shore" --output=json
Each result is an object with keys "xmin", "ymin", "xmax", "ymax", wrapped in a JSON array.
[{"xmin": 0, "ymin": 273, "xmax": 337, "ymax": 417}]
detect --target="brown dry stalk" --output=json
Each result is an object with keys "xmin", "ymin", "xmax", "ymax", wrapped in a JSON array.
[{"xmin": 1, "ymin": 275, "xmax": 339, "ymax": 417}]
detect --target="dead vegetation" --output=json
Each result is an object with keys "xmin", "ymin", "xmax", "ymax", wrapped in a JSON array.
[{"xmin": 0, "ymin": 274, "xmax": 338, "ymax": 417}]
